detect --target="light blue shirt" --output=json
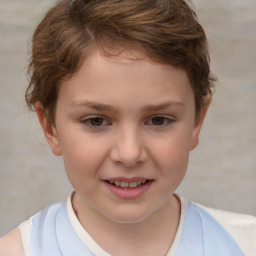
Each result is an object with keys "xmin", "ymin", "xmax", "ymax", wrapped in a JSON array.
[{"xmin": 28, "ymin": 198, "xmax": 244, "ymax": 255}]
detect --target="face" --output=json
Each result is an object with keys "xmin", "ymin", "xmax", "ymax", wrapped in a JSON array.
[{"xmin": 37, "ymin": 49, "xmax": 210, "ymax": 224}]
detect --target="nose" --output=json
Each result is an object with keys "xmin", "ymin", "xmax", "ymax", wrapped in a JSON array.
[{"xmin": 109, "ymin": 125, "xmax": 148, "ymax": 168}]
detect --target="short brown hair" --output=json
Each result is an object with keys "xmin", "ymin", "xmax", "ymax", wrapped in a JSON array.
[{"xmin": 25, "ymin": 0, "xmax": 215, "ymax": 123}]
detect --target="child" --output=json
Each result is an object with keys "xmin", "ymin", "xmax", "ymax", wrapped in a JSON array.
[{"xmin": 0, "ymin": 0, "xmax": 255, "ymax": 255}]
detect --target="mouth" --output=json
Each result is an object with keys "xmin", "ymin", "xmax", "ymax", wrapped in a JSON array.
[
  {"xmin": 103, "ymin": 178, "xmax": 153, "ymax": 199},
  {"xmin": 105, "ymin": 179, "xmax": 150, "ymax": 188}
]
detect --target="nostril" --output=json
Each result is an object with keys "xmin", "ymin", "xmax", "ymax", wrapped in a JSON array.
[{"xmin": 109, "ymin": 134, "xmax": 148, "ymax": 167}]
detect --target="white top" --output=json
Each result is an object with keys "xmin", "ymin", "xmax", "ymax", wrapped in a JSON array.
[
  {"xmin": 201, "ymin": 205, "xmax": 256, "ymax": 255},
  {"xmin": 18, "ymin": 193, "xmax": 256, "ymax": 256},
  {"xmin": 65, "ymin": 193, "xmax": 185, "ymax": 256}
]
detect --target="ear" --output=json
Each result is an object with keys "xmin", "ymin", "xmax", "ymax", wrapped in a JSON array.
[
  {"xmin": 190, "ymin": 93, "xmax": 212, "ymax": 150},
  {"xmin": 35, "ymin": 102, "xmax": 62, "ymax": 156}
]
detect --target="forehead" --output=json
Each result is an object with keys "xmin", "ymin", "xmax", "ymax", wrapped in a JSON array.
[
  {"xmin": 58, "ymin": 49, "xmax": 194, "ymax": 112},
  {"xmin": 66, "ymin": 48, "xmax": 190, "ymax": 86}
]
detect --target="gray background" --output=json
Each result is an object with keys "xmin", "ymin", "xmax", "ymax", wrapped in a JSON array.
[{"xmin": 0, "ymin": 0, "xmax": 255, "ymax": 236}]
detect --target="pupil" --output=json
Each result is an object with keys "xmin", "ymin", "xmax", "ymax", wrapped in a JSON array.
[
  {"xmin": 91, "ymin": 118, "xmax": 103, "ymax": 126},
  {"xmin": 152, "ymin": 117, "xmax": 164, "ymax": 125}
]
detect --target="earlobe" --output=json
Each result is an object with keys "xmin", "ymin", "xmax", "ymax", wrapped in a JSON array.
[
  {"xmin": 190, "ymin": 93, "xmax": 212, "ymax": 150},
  {"xmin": 35, "ymin": 102, "xmax": 62, "ymax": 156}
]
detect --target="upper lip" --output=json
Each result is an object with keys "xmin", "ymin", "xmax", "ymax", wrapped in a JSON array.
[{"xmin": 104, "ymin": 177, "xmax": 153, "ymax": 182}]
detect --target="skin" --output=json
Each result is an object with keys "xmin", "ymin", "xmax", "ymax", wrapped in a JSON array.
[
  {"xmin": 0, "ymin": 49, "xmax": 211, "ymax": 256},
  {"xmin": 0, "ymin": 229, "xmax": 24, "ymax": 256}
]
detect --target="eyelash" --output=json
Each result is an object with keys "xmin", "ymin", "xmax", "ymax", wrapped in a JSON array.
[
  {"xmin": 81, "ymin": 116, "xmax": 111, "ymax": 127},
  {"xmin": 146, "ymin": 116, "xmax": 174, "ymax": 126},
  {"xmin": 80, "ymin": 115, "xmax": 174, "ymax": 128}
]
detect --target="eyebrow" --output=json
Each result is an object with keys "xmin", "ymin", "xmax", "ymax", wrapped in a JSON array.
[
  {"xmin": 70, "ymin": 101, "xmax": 113, "ymax": 111},
  {"xmin": 70, "ymin": 100, "xmax": 184, "ymax": 112},
  {"xmin": 142, "ymin": 101, "xmax": 184, "ymax": 112}
]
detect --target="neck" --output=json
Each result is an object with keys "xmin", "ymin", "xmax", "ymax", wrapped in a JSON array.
[{"xmin": 72, "ymin": 193, "xmax": 181, "ymax": 256}]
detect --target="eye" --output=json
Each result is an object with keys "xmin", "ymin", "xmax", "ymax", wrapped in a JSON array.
[
  {"xmin": 81, "ymin": 116, "xmax": 110, "ymax": 127},
  {"xmin": 147, "ymin": 116, "xmax": 173, "ymax": 126}
]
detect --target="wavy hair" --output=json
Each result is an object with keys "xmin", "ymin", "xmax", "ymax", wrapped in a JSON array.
[{"xmin": 26, "ymin": 0, "xmax": 215, "ymax": 123}]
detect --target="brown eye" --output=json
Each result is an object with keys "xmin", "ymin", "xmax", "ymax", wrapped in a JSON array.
[
  {"xmin": 151, "ymin": 116, "xmax": 165, "ymax": 125},
  {"xmin": 81, "ymin": 116, "xmax": 110, "ymax": 128},
  {"xmin": 89, "ymin": 117, "xmax": 104, "ymax": 126},
  {"xmin": 147, "ymin": 116, "xmax": 174, "ymax": 127}
]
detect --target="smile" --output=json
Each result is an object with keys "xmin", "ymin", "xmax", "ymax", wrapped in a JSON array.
[
  {"xmin": 106, "ymin": 180, "xmax": 148, "ymax": 188},
  {"xmin": 104, "ymin": 179, "xmax": 153, "ymax": 199}
]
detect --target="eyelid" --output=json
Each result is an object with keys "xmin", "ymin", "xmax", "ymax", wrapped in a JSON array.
[
  {"xmin": 81, "ymin": 115, "xmax": 111, "ymax": 127},
  {"xmin": 146, "ymin": 115, "xmax": 175, "ymax": 126}
]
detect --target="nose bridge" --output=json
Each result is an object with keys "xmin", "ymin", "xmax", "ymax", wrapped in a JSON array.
[{"xmin": 110, "ymin": 123, "xmax": 147, "ymax": 167}]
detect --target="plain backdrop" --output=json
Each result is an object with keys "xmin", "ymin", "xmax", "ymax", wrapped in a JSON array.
[{"xmin": 0, "ymin": 0, "xmax": 255, "ymax": 236}]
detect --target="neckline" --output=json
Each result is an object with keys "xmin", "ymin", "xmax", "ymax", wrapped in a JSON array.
[
  {"xmin": 66, "ymin": 192, "xmax": 185, "ymax": 256},
  {"xmin": 166, "ymin": 194, "xmax": 185, "ymax": 256}
]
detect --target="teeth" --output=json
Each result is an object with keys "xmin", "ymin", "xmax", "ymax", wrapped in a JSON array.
[
  {"xmin": 129, "ymin": 181, "xmax": 138, "ymax": 188},
  {"xmin": 109, "ymin": 180, "xmax": 147, "ymax": 188},
  {"xmin": 120, "ymin": 181, "xmax": 128, "ymax": 188},
  {"xmin": 115, "ymin": 181, "xmax": 120, "ymax": 186}
]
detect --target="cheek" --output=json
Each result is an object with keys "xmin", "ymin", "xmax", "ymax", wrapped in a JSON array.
[
  {"xmin": 159, "ymin": 145, "xmax": 189, "ymax": 178},
  {"xmin": 151, "ymin": 129, "xmax": 192, "ymax": 179},
  {"xmin": 59, "ymin": 133, "xmax": 110, "ymax": 189},
  {"xmin": 157, "ymin": 147, "xmax": 189, "ymax": 195}
]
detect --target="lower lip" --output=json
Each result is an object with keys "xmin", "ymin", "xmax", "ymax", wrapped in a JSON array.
[{"xmin": 104, "ymin": 181, "xmax": 153, "ymax": 199}]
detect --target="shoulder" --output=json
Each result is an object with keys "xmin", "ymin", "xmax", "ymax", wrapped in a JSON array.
[
  {"xmin": 0, "ymin": 229, "xmax": 25, "ymax": 256},
  {"xmin": 201, "ymin": 205, "xmax": 256, "ymax": 231},
  {"xmin": 197, "ymin": 203, "xmax": 256, "ymax": 255}
]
